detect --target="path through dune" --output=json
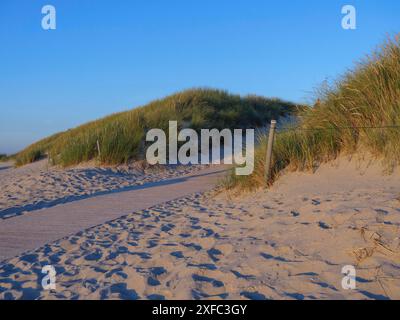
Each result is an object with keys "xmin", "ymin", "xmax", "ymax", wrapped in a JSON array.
[
  {"xmin": 0, "ymin": 165, "xmax": 228, "ymax": 262},
  {"xmin": 0, "ymin": 156, "xmax": 399, "ymax": 300}
]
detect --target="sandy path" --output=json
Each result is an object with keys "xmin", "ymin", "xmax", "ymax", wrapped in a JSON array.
[
  {"xmin": 0, "ymin": 156, "xmax": 399, "ymax": 300},
  {"xmin": 0, "ymin": 160, "xmax": 213, "ymax": 219},
  {"xmin": 0, "ymin": 166, "xmax": 228, "ymax": 262}
]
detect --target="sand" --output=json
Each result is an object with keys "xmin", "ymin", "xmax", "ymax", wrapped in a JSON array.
[
  {"xmin": 0, "ymin": 155, "xmax": 399, "ymax": 300},
  {"xmin": 0, "ymin": 165, "xmax": 227, "ymax": 261},
  {"xmin": 0, "ymin": 159, "xmax": 209, "ymax": 219}
]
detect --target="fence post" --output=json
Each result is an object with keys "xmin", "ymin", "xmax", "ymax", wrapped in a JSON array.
[
  {"xmin": 265, "ymin": 120, "xmax": 277, "ymax": 182},
  {"xmin": 96, "ymin": 139, "xmax": 101, "ymax": 158}
]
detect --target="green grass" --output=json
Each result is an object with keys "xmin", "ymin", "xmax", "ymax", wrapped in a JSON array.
[
  {"xmin": 228, "ymin": 35, "xmax": 400, "ymax": 190},
  {"xmin": 15, "ymin": 88, "xmax": 297, "ymax": 167}
]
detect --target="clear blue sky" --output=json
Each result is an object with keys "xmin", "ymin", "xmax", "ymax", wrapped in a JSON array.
[{"xmin": 1, "ymin": 0, "xmax": 400, "ymax": 154}]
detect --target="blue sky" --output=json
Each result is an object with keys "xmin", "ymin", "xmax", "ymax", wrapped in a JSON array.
[{"xmin": 1, "ymin": 0, "xmax": 400, "ymax": 154}]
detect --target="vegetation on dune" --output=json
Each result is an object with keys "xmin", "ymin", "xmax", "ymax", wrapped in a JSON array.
[
  {"xmin": 14, "ymin": 133, "xmax": 63, "ymax": 166},
  {"xmin": 0, "ymin": 154, "xmax": 8, "ymax": 162},
  {"xmin": 228, "ymin": 35, "xmax": 400, "ymax": 190},
  {"xmin": 15, "ymin": 89, "xmax": 297, "ymax": 167}
]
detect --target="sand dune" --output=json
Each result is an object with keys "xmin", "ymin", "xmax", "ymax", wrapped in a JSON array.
[{"xmin": 0, "ymin": 156, "xmax": 399, "ymax": 300}]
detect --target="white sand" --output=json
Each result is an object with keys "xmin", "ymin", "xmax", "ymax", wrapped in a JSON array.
[
  {"xmin": 0, "ymin": 155, "xmax": 399, "ymax": 300},
  {"xmin": 0, "ymin": 159, "xmax": 208, "ymax": 219}
]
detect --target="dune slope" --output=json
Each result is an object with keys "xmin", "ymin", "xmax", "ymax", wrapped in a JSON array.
[{"xmin": 15, "ymin": 89, "xmax": 297, "ymax": 167}]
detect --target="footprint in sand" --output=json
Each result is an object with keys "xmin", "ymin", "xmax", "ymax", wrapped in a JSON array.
[
  {"xmin": 170, "ymin": 251, "xmax": 185, "ymax": 259},
  {"xmin": 191, "ymin": 274, "xmax": 228, "ymax": 299},
  {"xmin": 231, "ymin": 270, "xmax": 256, "ymax": 280},
  {"xmin": 182, "ymin": 243, "xmax": 202, "ymax": 251},
  {"xmin": 240, "ymin": 291, "xmax": 267, "ymax": 300},
  {"xmin": 105, "ymin": 283, "xmax": 139, "ymax": 300},
  {"xmin": 318, "ymin": 221, "xmax": 331, "ymax": 230},
  {"xmin": 147, "ymin": 294, "xmax": 165, "ymax": 300},
  {"xmin": 207, "ymin": 248, "xmax": 223, "ymax": 262},
  {"xmin": 285, "ymin": 292, "xmax": 305, "ymax": 300},
  {"xmin": 188, "ymin": 263, "xmax": 217, "ymax": 271},
  {"xmin": 192, "ymin": 274, "xmax": 224, "ymax": 288},
  {"xmin": 147, "ymin": 277, "xmax": 161, "ymax": 286},
  {"xmin": 146, "ymin": 267, "xmax": 167, "ymax": 287},
  {"xmin": 312, "ymin": 199, "xmax": 321, "ymax": 206},
  {"xmin": 19, "ymin": 254, "xmax": 39, "ymax": 264},
  {"xmin": 291, "ymin": 211, "xmax": 300, "ymax": 217}
]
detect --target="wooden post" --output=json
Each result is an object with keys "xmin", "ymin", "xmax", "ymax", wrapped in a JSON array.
[
  {"xmin": 265, "ymin": 120, "xmax": 277, "ymax": 182},
  {"xmin": 96, "ymin": 139, "xmax": 101, "ymax": 158}
]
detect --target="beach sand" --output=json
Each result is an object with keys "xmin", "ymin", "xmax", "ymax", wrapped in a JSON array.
[
  {"xmin": 0, "ymin": 155, "xmax": 399, "ymax": 300},
  {"xmin": 0, "ymin": 159, "xmax": 208, "ymax": 219}
]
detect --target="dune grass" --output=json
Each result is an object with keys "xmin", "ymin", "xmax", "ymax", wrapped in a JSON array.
[
  {"xmin": 228, "ymin": 35, "xmax": 400, "ymax": 190},
  {"xmin": 15, "ymin": 88, "xmax": 296, "ymax": 167}
]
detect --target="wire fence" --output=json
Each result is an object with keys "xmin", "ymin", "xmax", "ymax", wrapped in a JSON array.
[
  {"xmin": 274, "ymin": 124, "xmax": 400, "ymax": 134},
  {"xmin": 263, "ymin": 120, "xmax": 400, "ymax": 180}
]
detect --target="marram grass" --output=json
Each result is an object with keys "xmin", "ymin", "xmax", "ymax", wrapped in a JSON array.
[
  {"xmin": 15, "ymin": 88, "xmax": 296, "ymax": 167},
  {"xmin": 228, "ymin": 35, "xmax": 400, "ymax": 191}
]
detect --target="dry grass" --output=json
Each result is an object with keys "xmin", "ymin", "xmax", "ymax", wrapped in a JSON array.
[
  {"xmin": 15, "ymin": 88, "xmax": 296, "ymax": 167},
  {"xmin": 228, "ymin": 35, "xmax": 400, "ymax": 190}
]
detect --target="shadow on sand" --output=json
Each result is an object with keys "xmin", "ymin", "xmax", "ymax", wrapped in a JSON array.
[{"xmin": 0, "ymin": 168, "xmax": 228, "ymax": 220}]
